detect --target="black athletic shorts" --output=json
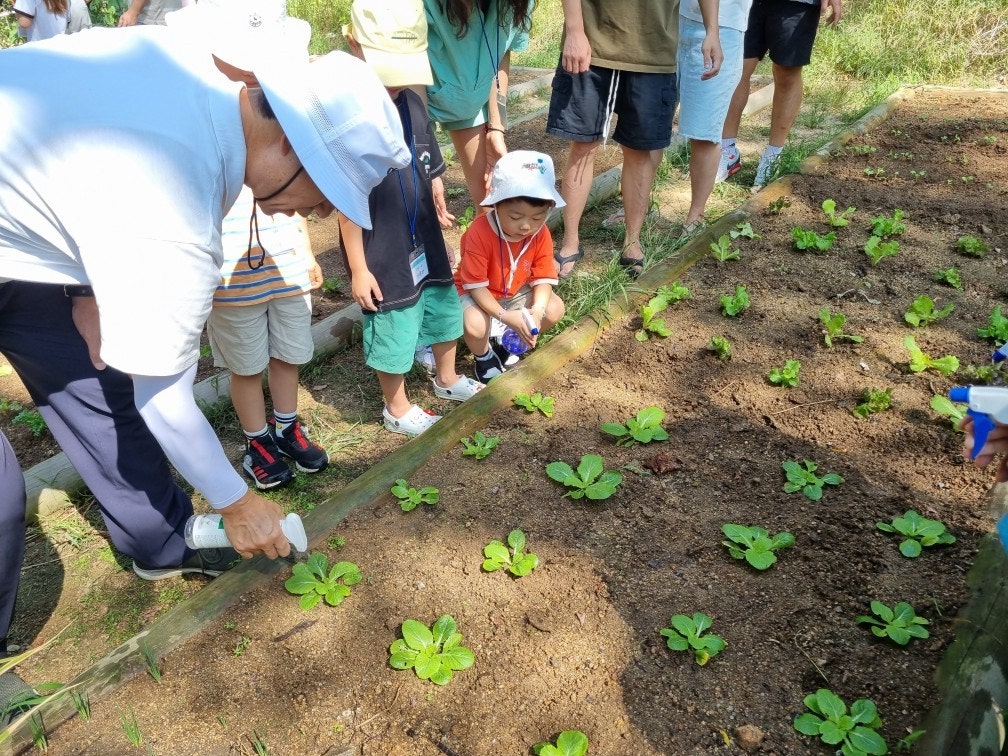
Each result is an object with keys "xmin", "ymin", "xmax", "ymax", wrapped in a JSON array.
[{"xmin": 744, "ymin": 0, "xmax": 822, "ymax": 68}]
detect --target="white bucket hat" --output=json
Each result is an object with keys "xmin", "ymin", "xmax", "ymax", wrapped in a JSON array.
[
  {"xmin": 253, "ymin": 51, "xmax": 412, "ymax": 229},
  {"xmin": 345, "ymin": 0, "xmax": 433, "ymax": 88},
  {"xmin": 165, "ymin": 0, "xmax": 312, "ymax": 71},
  {"xmin": 481, "ymin": 150, "xmax": 566, "ymax": 208}
]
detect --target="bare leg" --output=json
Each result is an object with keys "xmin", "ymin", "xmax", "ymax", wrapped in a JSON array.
[
  {"xmin": 721, "ymin": 57, "xmax": 760, "ymax": 140},
  {"xmin": 619, "ymin": 146, "xmax": 663, "ymax": 264},
  {"xmin": 462, "ymin": 305, "xmax": 492, "ymax": 357},
  {"xmin": 449, "ymin": 126, "xmax": 489, "ymax": 210},
  {"xmin": 430, "ymin": 341, "xmax": 462, "ymax": 389},
  {"xmin": 769, "ymin": 63, "xmax": 804, "ymax": 147},
  {"xmin": 229, "ymin": 371, "xmax": 267, "ymax": 434},
  {"xmin": 556, "ymin": 139, "xmax": 601, "ymax": 274},
  {"xmin": 266, "ymin": 358, "xmax": 300, "ymax": 415},
  {"xmin": 685, "ymin": 139, "xmax": 721, "ymax": 225},
  {"xmin": 376, "ymin": 371, "xmax": 411, "ymax": 418}
]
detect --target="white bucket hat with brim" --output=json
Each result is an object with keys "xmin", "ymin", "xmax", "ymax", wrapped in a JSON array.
[
  {"xmin": 253, "ymin": 51, "xmax": 412, "ymax": 230},
  {"xmin": 481, "ymin": 150, "xmax": 566, "ymax": 208},
  {"xmin": 165, "ymin": 0, "xmax": 312, "ymax": 71}
]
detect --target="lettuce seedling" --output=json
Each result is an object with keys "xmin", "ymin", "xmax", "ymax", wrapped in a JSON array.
[
  {"xmin": 932, "ymin": 266, "xmax": 963, "ymax": 290},
  {"xmin": 904, "ymin": 295, "xmax": 953, "ymax": 327},
  {"xmin": 930, "ymin": 395, "xmax": 966, "ymax": 428},
  {"xmin": 821, "ymin": 198, "xmax": 855, "ymax": 227},
  {"xmin": 793, "ymin": 689, "xmax": 887, "ymax": 756},
  {"xmin": 636, "ymin": 294, "xmax": 673, "ymax": 341},
  {"xmin": 959, "ymin": 363, "xmax": 997, "ymax": 384},
  {"xmin": 482, "ymin": 529, "xmax": 539, "ymax": 577},
  {"xmin": 856, "ymin": 600, "xmax": 930, "ymax": 646},
  {"xmin": 864, "ymin": 235, "xmax": 900, "ymax": 266},
  {"xmin": 284, "ymin": 553, "xmax": 362, "ymax": 611},
  {"xmin": 819, "ymin": 308, "xmax": 863, "ymax": 347},
  {"xmin": 460, "ymin": 431, "xmax": 499, "ymax": 460},
  {"xmin": 977, "ymin": 306, "xmax": 1008, "ymax": 343},
  {"xmin": 391, "ymin": 478, "xmax": 440, "ymax": 512},
  {"xmin": 903, "ymin": 335, "xmax": 958, "ymax": 375},
  {"xmin": 720, "ymin": 285, "xmax": 750, "ymax": 317},
  {"xmin": 854, "ymin": 388, "xmax": 892, "ymax": 418},
  {"xmin": 601, "ymin": 406, "xmax": 668, "ymax": 447},
  {"xmin": 659, "ymin": 612, "xmax": 727, "ymax": 666},
  {"xmin": 782, "ymin": 460, "xmax": 843, "ymax": 501},
  {"xmin": 708, "ymin": 336, "xmax": 732, "ymax": 361},
  {"xmin": 534, "ymin": 730, "xmax": 589, "ymax": 756},
  {"xmin": 709, "ymin": 234, "xmax": 740, "ymax": 262},
  {"xmin": 721, "ymin": 524, "xmax": 795, "ymax": 570},
  {"xmin": 956, "ymin": 234, "xmax": 988, "ymax": 257},
  {"xmin": 730, "ymin": 221, "xmax": 759, "ymax": 239},
  {"xmin": 792, "ymin": 227, "xmax": 836, "ymax": 252},
  {"xmin": 768, "ymin": 359, "xmax": 801, "ymax": 387},
  {"xmin": 546, "ymin": 454, "xmax": 622, "ymax": 500},
  {"xmin": 388, "ymin": 615, "xmax": 474, "ymax": 686},
  {"xmin": 876, "ymin": 509, "xmax": 956, "ymax": 558},
  {"xmin": 870, "ymin": 208, "xmax": 905, "ymax": 238},
  {"xmin": 656, "ymin": 281, "xmax": 691, "ymax": 303},
  {"xmin": 513, "ymin": 391, "xmax": 555, "ymax": 417}
]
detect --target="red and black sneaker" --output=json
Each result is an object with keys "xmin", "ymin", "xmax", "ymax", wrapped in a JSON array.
[
  {"xmin": 273, "ymin": 418, "xmax": 329, "ymax": 473},
  {"xmin": 242, "ymin": 432, "xmax": 294, "ymax": 489}
]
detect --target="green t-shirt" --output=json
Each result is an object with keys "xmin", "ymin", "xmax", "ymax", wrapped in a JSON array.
[
  {"xmin": 423, "ymin": 0, "xmax": 532, "ymax": 130},
  {"xmin": 581, "ymin": 0, "xmax": 680, "ymax": 74}
]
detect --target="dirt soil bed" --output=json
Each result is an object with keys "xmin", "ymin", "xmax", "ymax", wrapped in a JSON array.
[{"xmin": 13, "ymin": 89, "xmax": 1008, "ymax": 755}]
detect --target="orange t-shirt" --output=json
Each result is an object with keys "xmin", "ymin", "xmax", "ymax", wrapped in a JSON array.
[{"xmin": 454, "ymin": 212, "xmax": 559, "ymax": 300}]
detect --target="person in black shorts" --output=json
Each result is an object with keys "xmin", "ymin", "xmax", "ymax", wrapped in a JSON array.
[{"xmin": 718, "ymin": 0, "xmax": 842, "ymax": 189}]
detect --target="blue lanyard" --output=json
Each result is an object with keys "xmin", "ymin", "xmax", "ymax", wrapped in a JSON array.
[
  {"xmin": 476, "ymin": 2, "xmax": 501, "ymax": 94},
  {"xmin": 395, "ymin": 97, "xmax": 419, "ymax": 245}
]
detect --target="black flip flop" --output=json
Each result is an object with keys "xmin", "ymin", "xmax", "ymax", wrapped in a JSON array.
[
  {"xmin": 554, "ymin": 247, "xmax": 584, "ymax": 280},
  {"xmin": 618, "ymin": 254, "xmax": 644, "ymax": 279}
]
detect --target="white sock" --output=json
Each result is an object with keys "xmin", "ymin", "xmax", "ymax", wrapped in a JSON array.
[
  {"xmin": 273, "ymin": 410, "xmax": 297, "ymax": 434},
  {"xmin": 763, "ymin": 145, "xmax": 783, "ymax": 159},
  {"xmin": 721, "ymin": 138, "xmax": 737, "ymax": 151}
]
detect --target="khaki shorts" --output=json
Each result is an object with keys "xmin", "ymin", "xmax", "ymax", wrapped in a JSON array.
[
  {"xmin": 206, "ymin": 293, "xmax": 313, "ymax": 376},
  {"xmin": 459, "ymin": 285, "xmax": 535, "ymax": 315}
]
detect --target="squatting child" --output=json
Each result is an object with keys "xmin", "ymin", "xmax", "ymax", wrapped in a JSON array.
[
  {"xmin": 455, "ymin": 150, "xmax": 566, "ymax": 383},
  {"xmin": 341, "ymin": 0, "xmax": 483, "ymax": 437}
]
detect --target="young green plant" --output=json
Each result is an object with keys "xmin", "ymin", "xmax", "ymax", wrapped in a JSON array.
[
  {"xmin": 821, "ymin": 198, "xmax": 855, "ymax": 227},
  {"xmin": 708, "ymin": 336, "xmax": 732, "ymax": 361},
  {"xmin": 819, "ymin": 308, "xmax": 863, "ymax": 347},
  {"xmin": 709, "ymin": 234, "xmax": 740, "ymax": 262},
  {"xmin": 460, "ymin": 431, "xmax": 500, "ymax": 460},
  {"xmin": 977, "ymin": 306, "xmax": 1008, "ymax": 343},
  {"xmin": 854, "ymin": 388, "xmax": 892, "ymax": 418},
  {"xmin": 782, "ymin": 460, "xmax": 843, "ymax": 501},
  {"xmin": 513, "ymin": 392, "xmax": 555, "ymax": 418},
  {"xmin": 876, "ymin": 510, "xmax": 955, "ymax": 557},
  {"xmin": 721, "ymin": 524, "xmax": 795, "ymax": 570},
  {"xmin": 956, "ymin": 234, "xmax": 988, "ymax": 257},
  {"xmin": 546, "ymin": 454, "xmax": 622, "ymax": 500},
  {"xmin": 768, "ymin": 359, "xmax": 801, "ymax": 388},
  {"xmin": 930, "ymin": 395, "xmax": 966, "ymax": 427},
  {"xmin": 482, "ymin": 529, "xmax": 538, "ymax": 577},
  {"xmin": 793, "ymin": 689, "xmax": 887, "ymax": 756},
  {"xmin": 636, "ymin": 294, "xmax": 673, "ymax": 341},
  {"xmin": 730, "ymin": 221, "xmax": 759, "ymax": 239},
  {"xmin": 534, "ymin": 730, "xmax": 589, "ymax": 756},
  {"xmin": 391, "ymin": 478, "xmax": 440, "ymax": 511},
  {"xmin": 904, "ymin": 295, "xmax": 953, "ymax": 327},
  {"xmin": 388, "ymin": 615, "xmax": 474, "ymax": 686},
  {"xmin": 864, "ymin": 235, "xmax": 900, "ymax": 266},
  {"xmin": 932, "ymin": 266, "xmax": 963, "ymax": 290},
  {"xmin": 792, "ymin": 227, "xmax": 836, "ymax": 252},
  {"xmin": 856, "ymin": 600, "xmax": 930, "ymax": 645},
  {"xmin": 904, "ymin": 335, "xmax": 958, "ymax": 375},
  {"xmin": 659, "ymin": 612, "xmax": 727, "ymax": 666},
  {"xmin": 600, "ymin": 406, "xmax": 668, "ymax": 446},
  {"xmin": 720, "ymin": 285, "xmax": 750, "ymax": 317},
  {"xmin": 283, "ymin": 552, "xmax": 362, "ymax": 610},
  {"xmin": 870, "ymin": 208, "xmax": 905, "ymax": 237}
]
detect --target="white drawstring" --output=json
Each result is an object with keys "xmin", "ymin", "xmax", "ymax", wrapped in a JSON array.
[{"xmin": 600, "ymin": 69, "xmax": 620, "ymax": 148}]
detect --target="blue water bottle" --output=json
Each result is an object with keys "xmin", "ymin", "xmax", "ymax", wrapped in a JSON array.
[{"xmin": 500, "ymin": 309, "xmax": 539, "ymax": 355}]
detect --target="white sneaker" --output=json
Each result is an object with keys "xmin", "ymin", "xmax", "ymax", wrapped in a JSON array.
[
  {"xmin": 382, "ymin": 404, "xmax": 441, "ymax": 436},
  {"xmin": 715, "ymin": 147, "xmax": 741, "ymax": 183},
  {"xmin": 752, "ymin": 149, "xmax": 781, "ymax": 189},
  {"xmin": 413, "ymin": 344, "xmax": 435, "ymax": 375}
]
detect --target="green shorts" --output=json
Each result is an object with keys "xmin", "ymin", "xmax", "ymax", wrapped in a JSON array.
[{"xmin": 363, "ymin": 285, "xmax": 463, "ymax": 374}]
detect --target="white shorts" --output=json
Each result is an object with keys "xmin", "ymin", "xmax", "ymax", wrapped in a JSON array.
[
  {"xmin": 677, "ymin": 17, "xmax": 745, "ymax": 143},
  {"xmin": 206, "ymin": 293, "xmax": 314, "ymax": 376}
]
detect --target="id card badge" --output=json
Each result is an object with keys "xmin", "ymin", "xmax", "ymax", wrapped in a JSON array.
[
  {"xmin": 409, "ymin": 243, "xmax": 429, "ymax": 286},
  {"xmin": 496, "ymin": 90, "xmax": 508, "ymax": 131}
]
